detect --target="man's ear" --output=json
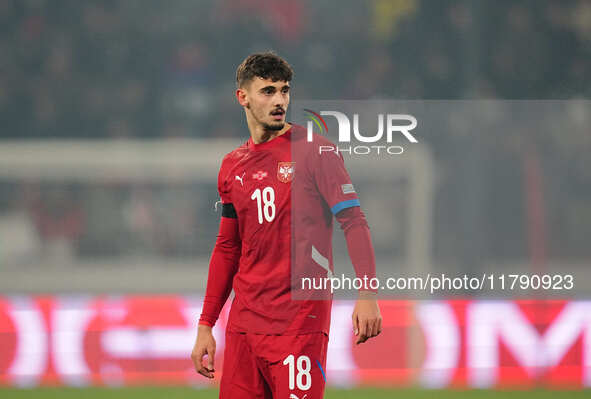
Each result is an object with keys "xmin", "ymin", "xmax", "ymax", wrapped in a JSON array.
[{"xmin": 236, "ymin": 88, "xmax": 248, "ymax": 107}]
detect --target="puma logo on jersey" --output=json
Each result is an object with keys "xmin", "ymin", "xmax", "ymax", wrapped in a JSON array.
[
  {"xmin": 289, "ymin": 394, "xmax": 307, "ymax": 399},
  {"xmin": 235, "ymin": 172, "xmax": 245, "ymax": 186}
]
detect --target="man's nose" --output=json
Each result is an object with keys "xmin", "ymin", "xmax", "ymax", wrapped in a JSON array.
[{"xmin": 273, "ymin": 92, "xmax": 286, "ymax": 107}]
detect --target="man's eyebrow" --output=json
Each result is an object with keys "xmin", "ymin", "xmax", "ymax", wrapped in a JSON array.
[{"xmin": 260, "ymin": 85, "xmax": 277, "ymax": 91}]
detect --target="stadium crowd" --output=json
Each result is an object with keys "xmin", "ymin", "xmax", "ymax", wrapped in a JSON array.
[{"xmin": 1, "ymin": 0, "xmax": 589, "ymax": 140}]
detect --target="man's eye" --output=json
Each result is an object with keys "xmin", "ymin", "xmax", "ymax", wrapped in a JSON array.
[{"xmin": 282, "ymin": 88, "xmax": 289, "ymax": 93}]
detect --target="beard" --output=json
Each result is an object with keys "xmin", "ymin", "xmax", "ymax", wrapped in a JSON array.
[
  {"xmin": 261, "ymin": 121, "xmax": 285, "ymax": 131},
  {"xmin": 247, "ymin": 103, "xmax": 287, "ymax": 132}
]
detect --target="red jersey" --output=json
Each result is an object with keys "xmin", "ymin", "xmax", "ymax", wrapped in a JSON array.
[{"xmin": 217, "ymin": 124, "xmax": 360, "ymax": 335}]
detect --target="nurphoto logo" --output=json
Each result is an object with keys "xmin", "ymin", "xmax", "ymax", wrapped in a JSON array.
[{"xmin": 304, "ymin": 109, "xmax": 418, "ymax": 156}]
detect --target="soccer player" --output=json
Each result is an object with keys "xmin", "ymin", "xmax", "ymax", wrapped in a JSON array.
[{"xmin": 191, "ymin": 52, "xmax": 381, "ymax": 398}]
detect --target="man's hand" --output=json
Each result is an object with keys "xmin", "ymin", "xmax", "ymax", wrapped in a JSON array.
[
  {"xmin": 191, "ymin": 324, "xmax": 216, "ymax": 378},
  {"xmin": 352, "ymin": 290, "xmax": 382, "ymax": 345}
]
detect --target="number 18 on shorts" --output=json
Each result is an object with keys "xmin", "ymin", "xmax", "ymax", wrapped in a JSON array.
[{"xmin": 220, "ymin": 331, "xmax": 328, "ymax": 399}]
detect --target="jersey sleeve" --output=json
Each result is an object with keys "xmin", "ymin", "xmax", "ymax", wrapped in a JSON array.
[
  {"xmin": 218, "ymin": 154, "xmax": 232, "ymax": 204},
  {"xmin": 198, "ymin": 155, "xmax": 240, "ymax": 327},
  {"xmin": 312, "ymin": 150, "xmax": 360, "ymax": 215},
  {"xmin": 198, "ymin": 216, "xmax": 240, "ymax": 327},
  {"xmin": 336, "ymin": 206, "xmax": 377, "ymax": 292}
]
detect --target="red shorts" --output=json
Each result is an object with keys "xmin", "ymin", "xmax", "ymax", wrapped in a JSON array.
[{"xmin": 219, "ymin": 330, "xmax": 328, "ymax": 399}]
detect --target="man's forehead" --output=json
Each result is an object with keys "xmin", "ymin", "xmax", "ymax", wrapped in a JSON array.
[{"xmin": 250, "ymin": 77, "xmax": 290, "ymax": 88}]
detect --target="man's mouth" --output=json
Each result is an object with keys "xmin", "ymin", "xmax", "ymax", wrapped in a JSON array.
[{"xmin": 270, "ymin": 109, "xmax": 285, "ymax": 120}]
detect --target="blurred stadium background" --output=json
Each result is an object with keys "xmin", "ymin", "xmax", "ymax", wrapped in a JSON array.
[{"xmin": 0, "ymin": 0, "xmax": 590, "ymax": 397}]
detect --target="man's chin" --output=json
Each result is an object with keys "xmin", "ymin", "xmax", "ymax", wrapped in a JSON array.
[{"xmin": 262, "ymin": 121, "xmax": 285, "ymax": 131}]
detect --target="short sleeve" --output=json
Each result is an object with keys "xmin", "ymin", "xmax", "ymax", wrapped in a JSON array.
[{"xmin": 313, "ymin": 151, "xmax": 360, "ymax": 215}]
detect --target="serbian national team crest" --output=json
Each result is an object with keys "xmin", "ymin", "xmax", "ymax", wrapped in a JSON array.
[{"xmin": 277, "ymin": 162, "xmax": 295, "ymax": 183}]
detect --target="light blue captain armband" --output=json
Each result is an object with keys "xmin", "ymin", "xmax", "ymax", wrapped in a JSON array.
[{"xmin": 330, "ymin": 199, "xmax": 361, "ymax": 215}]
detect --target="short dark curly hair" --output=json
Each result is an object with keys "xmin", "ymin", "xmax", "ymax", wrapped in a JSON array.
[{"xmin": 236, "ymin": 51, "xmax": 293, "ymax": 88}]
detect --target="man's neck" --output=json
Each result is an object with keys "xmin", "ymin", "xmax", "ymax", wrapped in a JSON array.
[{"xmin": 249, "ymin": 121, "xmax": 291, "ymax": 145}]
